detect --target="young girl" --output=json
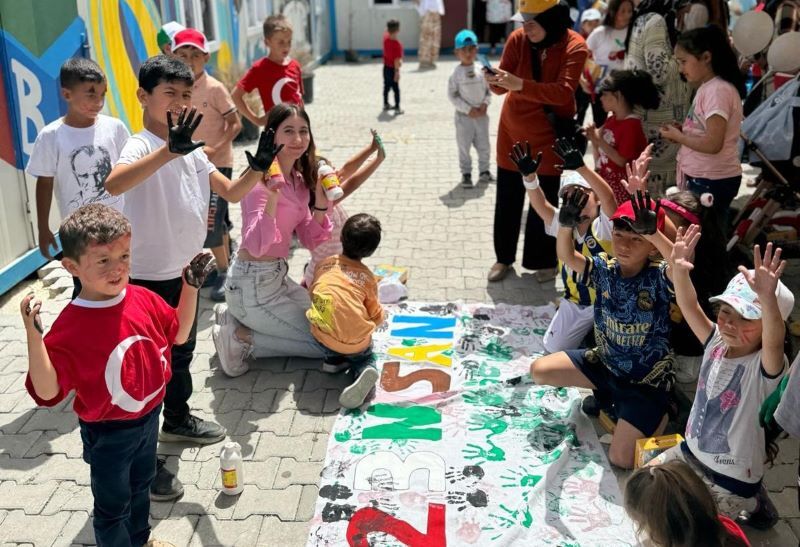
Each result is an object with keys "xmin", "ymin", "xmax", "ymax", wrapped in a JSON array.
[
  {"xmin": 661, "ymin": 233, "xmax": 793, "ymax": 527},
  {"xmin": 584, "ymin": 69, "xmax": 660, "ymax": 206},
  {"xmin": 660, "ymin": 26, "xmax": 745, "ymax": 227},
  {"xmin": 302, "ymin": 130, "xmax": 385, "ymax": 288},
  {"xmin": 212, "ymin": 104, "xmax": 333, "ymax": 377},
  {"xmin": 625, "ymin": 461, "xmax": 750, "ymax": 547}
]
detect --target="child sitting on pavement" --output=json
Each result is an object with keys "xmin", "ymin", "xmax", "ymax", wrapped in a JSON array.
[
  {"xmin": 532, "ymin": 189, "xmax": 677, "ymax": 469},
  {"xmin": 654, "ymin": 231, "xmax": 793, "ymax": 530},
  {"xmin": 20, "ymin": 204, "xmax": 213, "ymax": 547},
  {"xmin": 306, "ymin": 214, "xmax": 385, "ymax": 409}
]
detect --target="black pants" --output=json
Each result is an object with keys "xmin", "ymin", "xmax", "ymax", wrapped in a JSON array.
[
  {"xmin": 383, "ymin": 66, "xmax": 400, "ymax": 108},
  {"xmin": 494, "ymin": 167, "xmax": 560, "ymax": 269},
  {"xmin": 575, "ymin": 88, "xmax": 606, "ymax": 127},
  {"xmin": 129, "ymin": 277, "xmax": 197, "ymax": 427},
  {"xmin": 487, "ymin": 22, "xmax": 508, "ymax": 49}
]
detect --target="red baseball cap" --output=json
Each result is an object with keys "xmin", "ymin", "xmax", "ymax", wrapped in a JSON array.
[
  {"xmin": 173, "ymin": 28, "xmax": 209, "ymax": 54},
  {"xmin": 610, "ymin": 198, "xmax": 666, "ymax": 232}
]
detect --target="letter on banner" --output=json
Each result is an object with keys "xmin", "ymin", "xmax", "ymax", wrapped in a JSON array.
[
  {"xmin": 353, "ymin": 451, "xmax": 446, "ymax": 491},
  {"xmin": 381, "ymin": 362, "xmax": 452, "ymax": 393},
  {"xmin": 362, "ymin": 404, "xmax": 442, "ymax": 441},
  {"xmin": 347, "ymin": 503, "xmax": 446, "ymax": 547},
  {"xmin": 391, "ymin": 315, "xmax": 456, "ymax": 339},
  {"xmin": 387, "ymin": 344, "xmax": 453, "ymax": 367}
]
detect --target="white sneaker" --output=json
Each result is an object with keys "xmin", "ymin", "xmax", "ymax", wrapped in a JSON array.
[
  {"xmin": 212, "ymin": 317, "xmax": 251, "ymax": 378},
  {"xmin": 339, "ymin": 367, "xmax": 379, "ymax": 409}
]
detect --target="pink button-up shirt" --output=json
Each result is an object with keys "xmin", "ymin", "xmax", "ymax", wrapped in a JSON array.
[{"xmin": 240, "ymin": 168, "xmax": 332, "ymax": 258}]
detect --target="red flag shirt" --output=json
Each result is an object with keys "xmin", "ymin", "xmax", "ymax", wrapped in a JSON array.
[
  {"xmin": 383, "ymin": 32, "xmax": 403, "ymax": 67},
  {"xmin": 25, "ymin": 285, "xmax": 179, "ymax": 422},
  {"xmin": 237, "ymin": 57, "xmax": 304, "ymax": 115}
]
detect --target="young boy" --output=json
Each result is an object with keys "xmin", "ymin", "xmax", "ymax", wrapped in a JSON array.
[
  {"xmin": 105, "ymin": 55, "xmax": 280, "ymax": 499},
  {"xmin": 173, "ymin": 28, "xmax": 242, "ymax": 302},
  {"xmin": 306, "ymin": 214, "xmax": 384, "ymax": 409},
  {"xmin": 532, "ymin": 190, "xmax": 676, "ymax": 469},
  {"xmin": 448, "ymin": 29, "xmax": 492, "ymax": 188},
  {"xmin": 20, "ymin": 204, "xmax": 212, "ymax": 547},
  {"xmin": 26, "ymin": 57, "xmax": 130, "ymax": 260},
  {"xmin": 157, "ymin": 21, "xmax": 185, "ymax": 55},
  {"xmin": 233, "ymin": 14, "xmax": 303, "ymax": 126},
  {"xmin": 382, "ymin": 20, "xmax": 404, "ymax": 114}
]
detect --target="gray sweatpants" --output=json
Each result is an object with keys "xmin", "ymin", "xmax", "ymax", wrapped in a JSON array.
[{"xmin": 455, "ymin": 112, "xmax": 490, "ymax": 175}]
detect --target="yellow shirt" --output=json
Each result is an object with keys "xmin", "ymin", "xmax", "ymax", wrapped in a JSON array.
[{"xmin": 306, "ymin": 255, "xmax": 384, "ymax": 355}]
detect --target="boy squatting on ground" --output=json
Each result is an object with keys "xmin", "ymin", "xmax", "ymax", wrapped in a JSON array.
[
  {"xmin": 448, "ymin": 29, "xmax": 493, "ymax": 188},
  {"xmin": 306, "ymin": 214, "xmax": 385, "ymax": 409},
  {"xmin": 26, "ymin": 58, "xmax": 129, "ymax": 268},
  {"xmin": 104, "ymin": 55, "xmax": 282, "ymax": 500},
  {"xmin": 21, "ymin": 204, "xmax": 214, "ymax": 547},
  {"xmin": 173, "ymin": 28, "xmax": 243, "ymax": 302},
  {"xmin": 233, "ymin": 14, "xmax": 303, "ymax": 127},
  {"xmin": 533, "ymin": 190, "xmax": 677, "ymax": 469}
]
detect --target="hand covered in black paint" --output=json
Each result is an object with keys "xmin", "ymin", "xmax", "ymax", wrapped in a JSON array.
[
  {"xmin": 558, "ymin": 188, "xmax": 590, "ymax": 227},
  {"xmin": 182, "ymin": 252, "xmax": 215, "ymax": 289},
  {"xmin": 509, "ymin": 141, "xmax": 543, "ymax": 177},
  {"xmin": 167, "ymin": 107, "xmax": 205, "ymax": 155},
  {"xmin": 245, "ymin": 128, "xmax": 283, "ymax": 172},
  {"xmin": 629, "ymin": 190, "xmax": 660, "ymax": 235},
  {"xmin": 553, "ymin": 137, "xmax": 585, "ymax": 170}
]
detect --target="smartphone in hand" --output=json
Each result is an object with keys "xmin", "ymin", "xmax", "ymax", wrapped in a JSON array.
[{"xmin": 479, "ymin": 55, "xmax": 498, "ymax": 75}]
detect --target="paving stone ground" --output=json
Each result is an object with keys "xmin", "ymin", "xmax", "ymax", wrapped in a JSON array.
[{"xmin": 0, "ymin": 56, "xmax": 798, "ymax": 546}]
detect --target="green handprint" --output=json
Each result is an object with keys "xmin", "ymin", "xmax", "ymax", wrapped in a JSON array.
[
  {"xmin": 463, "ymin": 440, "xmax": 506, "ymax": 463},
  {"xmin": 467, "ymin": 412, "xmax": 508, "ymax": 438},
  {"xmin": 500, "ymin": 465, "xmax": 542, "ymax": 489},
  {"xmin": 462, "ymin": 389, "xmax": 507, "ymax": 407},
  {"xmin": 480, "ymin": 339, "xmax": 514, "ymax": 361}
]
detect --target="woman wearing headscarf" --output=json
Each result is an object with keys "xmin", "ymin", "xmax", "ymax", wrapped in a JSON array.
[
  {"xmin": 485, "ymin": 0, "xmax": 588, "ymax": 282},
  {"xmin": 624, "ymin": 0, "xmax": 691, "ymax": 194}
]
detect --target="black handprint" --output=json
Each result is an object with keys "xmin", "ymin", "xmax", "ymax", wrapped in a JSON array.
[
  {"xmin": 553, "ymin": 137, "xmax": 585, "ymax": 170},
  {"xmin": 167, "ymin": 107, "xmax": 205, "ymax": 154},
  {"xmin": 509, "ymin": 141, "xmax": 543, "ymax": 177},
  {"xmin": 558, "ymin": 188, "xmax": 590, "ymax": 227},
  {"xmin": 629, "ymin": 190, "xmax": 660, "ymax": 235},
  {"xmin": 245, "ymin": 128, "xmax": 284, "ymax": 172},
  {"xmin": 182, "ymin": 252, "xmax": 215, "ymax": 288}
]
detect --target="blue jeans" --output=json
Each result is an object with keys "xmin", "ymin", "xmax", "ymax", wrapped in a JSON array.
[
  {"xmin": 79, "ymin": 405, "xmax": 160, "ymax": 547},
  {"xmin": 319, "ymin": 342, "xmax": 376, "ymax": 376},
  {"xmin": 686, "ymin": 175, "xmax": 742, "ymax": 231}
]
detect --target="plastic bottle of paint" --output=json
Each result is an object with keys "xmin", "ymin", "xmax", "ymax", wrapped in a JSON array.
[
  {"xmin": 219, "ymin": 441, "xmax": 244, "ymax": 495},
  {"xmin": 265, "ymin": 160, "xmax": 283, "ymax": 190},
  {"xmin": 317, "ymin": 162, "xmax": 344, "ymax": 201}
]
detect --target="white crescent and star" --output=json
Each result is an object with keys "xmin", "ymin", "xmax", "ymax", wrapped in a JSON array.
[
  {"xmin": 104, "ymin": 335, "xmax": 168, "ymax": 413},
  {"xmin": 271, "ymin": 77, "xmax": 302, "ymax": 107}
]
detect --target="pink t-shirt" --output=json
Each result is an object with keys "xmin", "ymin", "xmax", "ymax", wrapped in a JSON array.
[
  {"xmin": 677, "ymin": 77, "xmax": 743, "ymax": 181},
  {"xmin": 240, "ymin": 169, "xmax": 332, "ymax": 258}
]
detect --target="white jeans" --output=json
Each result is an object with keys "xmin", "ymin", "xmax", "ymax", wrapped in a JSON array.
[
  {"xmin": 542, "ymin": 298, "xmax": 595, "ymax": 354},
  {"xmin": 225, "ymin": 258, "xmax": 325, "ymax": 359}
]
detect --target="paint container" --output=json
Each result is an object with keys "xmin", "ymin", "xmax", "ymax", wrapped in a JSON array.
[
  {"xmin": 317, "ymin": 162, "xmax": 344, "ymax": 201},
  {"xmin": 265, "ymin": 160, "xmax": 283, "ymax": 190},
  {"xmin": 219, "ymin": 441, "xmax": 244, "ymax": 495}
]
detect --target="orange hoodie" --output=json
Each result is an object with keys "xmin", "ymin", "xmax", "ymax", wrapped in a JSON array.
[{"xmin": 306, "ymin": 255, "xmax": 384, "ymax": 355}]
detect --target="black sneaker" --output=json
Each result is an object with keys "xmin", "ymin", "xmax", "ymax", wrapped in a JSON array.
[
  {"xmin": 150, "ymin": 457, "xmax": 184, "ymax": 502},
  {"xmin": 739, "ymin": 485, "xmax": 779, "ymax": 530},
  {"xmin": 393, "ymin": 106, "xmax": 404, "ymax": 115},
  {"xmin": 461, "ymin": 173, "xmax": 473, "ymax": 188},
  {"xmin": 383, "ymin": 104, "xmax": 392, "ymax": 111},
  {"xmin": 159, "ymin": 414, "xmax": 226, "ymax": 444}
]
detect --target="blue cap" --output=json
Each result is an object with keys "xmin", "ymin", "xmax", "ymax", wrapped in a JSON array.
[{"xmin": 454, "ymin": 29, "xmax": 478, "ymax": 49}]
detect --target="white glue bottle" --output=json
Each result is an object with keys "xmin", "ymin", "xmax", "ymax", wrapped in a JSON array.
[
  {"xmin": 219, "ymin": 441, "xmax": 244, "ymax": 495},
  {"xmin": 317, "ymin": 161, "xmax": 344, "ymax": 201}
]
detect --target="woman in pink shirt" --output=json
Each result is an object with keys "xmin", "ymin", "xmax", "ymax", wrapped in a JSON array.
[{"xmin": 213, "ymin": 104, "xmax": 332, "ymax": 377}]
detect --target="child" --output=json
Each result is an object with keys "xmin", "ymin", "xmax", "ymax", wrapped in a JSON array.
[
  {"xmin": 302, "ymin": 130, "xmax": 386, "ymax": 288},
  {"xmin": 625, "ymin": 461, "xmax": 751, "ymax": 546},
  {"xmin": 20, "ymin": 204, "xmax": 212, "ymax": 547},
  {"xmin": 105, "ymin": 55, "xmax": 278, "ymax": 498},
  {"xmin": 579, "ymin": 8, "xmax": 603, "ymax": 38},
  {"xmin": 448, "ymin": 29, "xmax": 493, "ymax": 188},
  {"xmin": 584, "ymin": 69, "xmax": 660, "ymax": 205},
  {"xmin": 26, "ymin": 57, "xmax": 130, "ymax": 261},
  {"xmin": 173, "ymin": 28, "xmax": 243, "ymax": 302},
  {"xmin": 156, "ymin": 21, "xmax": 185, "ymax": 55},
  {"xmin": 212, "ymin": 104, "xmax": 332, "ymax": 377},
  {"xmin": 659, "ymin": 233, "xmax": 793, "ymax": 527},
  {"xmin": 532, "ymin": 190, "xmax": 677, "ymax": 469},
  {"xmin": 510, "ymin": 138, "xmax": 616, "ymax": 353},
  {"xmin": 232, "ymin": 15, "xmax": 302, "ymax": 127},
  {"xmin": 307, "ymin": 214, "xmax": 384, "ymax": 409},
  {"xmin": 659, "ymin": 25, "xmax": 745, "ymax": 225},
  {"xmin": 382, "ymin": 19, "xmax": 404, "ymax": 114}
]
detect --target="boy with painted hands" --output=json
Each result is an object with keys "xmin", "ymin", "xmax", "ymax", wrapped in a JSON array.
[
  {"xmin": 105, "ymin": 55, "xmax": 281, "ymax": 501},
  {"xmin": 20, "ymin": 204, "xmax": 213, "ymax": 547},
  {"xmin": 509, "ymin": 137, "xmax": 616, "ymax": 354},
  {"xmin": 532, "ymin": 189, "xmax": 677, "ymax": 469}
]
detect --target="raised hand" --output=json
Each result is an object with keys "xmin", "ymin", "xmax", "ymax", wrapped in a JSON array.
[
  {"xmin": 629, "ymin": 190, "xmax": 660, "ymax": 235},
  {"xmin": 371, "ymin": 128, "xmax": 386, "ymax": 159},
  {"xmin": 509, "ymin": 141, "xmax": 542, "ymax": 177},
  {"xmin": 558, "ymin": 188, "xmax": 590, "ymax": 227},
  {"xmin": 182, "ymin": 252, "xmax": 215, "ymax": 289},
  {"xmin": 20, "ymin": 293, "xmax": 44, "ymax": 335},
  {"xmin": 622, "ymin": 145, "xmax": 652, "ymax": 195},
  {"xmin": 167, "ymin": 107, "xmax": 205, "ymax": 155},
  {"xmin": 553, "ymin": 137, "xmax": 585, "ymax": 170},
  {"xmin": 245, "ymin": 128, "xmax": 283, "ymax": 172},
  {"xmin": 738, "ymin": 243, "xmax": 787, "ymax": 299},
  {"xmin": 670, "ymin": 224, "xmax": 701, "ymax": 271}
]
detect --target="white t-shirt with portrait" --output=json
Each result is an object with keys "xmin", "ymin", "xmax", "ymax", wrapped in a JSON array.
[
  {"xmin": 116, "ymin": 130, "xmax": 216, "ymax": 281},
  {"xmin": 26, "ymin": 114, "xmax": 129, "ymax": 216}
]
